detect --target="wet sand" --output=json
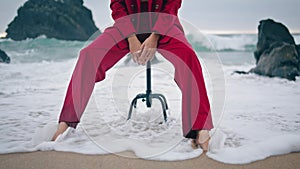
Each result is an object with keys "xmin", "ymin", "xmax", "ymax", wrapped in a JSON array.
[{"xmin": 0, "ymin": 151, "xmax": 299, "ymax": 169}]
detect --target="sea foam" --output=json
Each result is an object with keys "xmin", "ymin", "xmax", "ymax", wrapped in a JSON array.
[{"xmin": 0, "ymin": 37, "xmax": 300, "ymax": 164}]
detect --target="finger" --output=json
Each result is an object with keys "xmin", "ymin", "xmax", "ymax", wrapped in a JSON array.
[
  {"xmin": 145, "ymin": 49, "xmax": 154, "ymax": 63},
  {"xmin": 132, "ymin": 50, "xmax": 141, "ymax": 63},
  {"xmin": 140, "ymin": 42, "xmax": 145, "ymax": 49},
  {"xmin": 134, "ymin": 54, "xmax": 139, "ymax": 63},
  {"xmin": 143, "ymin": 49, "xmax": 152, "ymax": 64},
  {"xmin": 140, "ymin": 57, "xmax": 147, "ymax": 65},
  {"xmin": 144, "ymin": 56, "xmax": 150, "ymax": 64},
  {"xmin": 131, "ymin": 54, "xmax": 136, "ymax": 63},
  {"xmin": 145, "ymin": 50, "xmax": 154, "ymax": 64},
  {"xmin": 140, "ymin": 55, "xmax": 147, "ymax": 65},
  {"xmin": 138, "ymin": 57, "xmax": 144, "ymax": 65},
  {"xmin": 132, "ymin": 53, "xmax": 138, "ymax": 63},
  {"xmin": 133, "ymin": 51, "xmax": 138, "ymax": 63},
  {"xmin": 139, "ymin": 44, "xmax": 145, "ymax": 54},
  {"xmin": 144, "ymin": 48, "xmax": 153, "ymax": 59},
  {"xmin": 139, "ymin": 50, "xmax": 147, "ymax": 65},
  {"xmin": 140, "ymin": 46, "xmax": 147, "ymax": 58},
  {"xmin": 130, "ymin": 53, "xmax": 135, "ymax": 62},
  {"xmin": 142, "ymin": 50, "xmax": 152, "ymax": 65},
  {"xmin": 134, "ymin": 50, "xmax": 142, "ymax": 55},
  {"xmin": 149, "ymin": 48, "xmax": 156, "ymax": 60}
]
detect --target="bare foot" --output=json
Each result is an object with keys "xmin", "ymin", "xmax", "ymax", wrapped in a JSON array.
[
  {"xmin": 191, "ymin": 130, "xmax": 210, "ymax": 152},
  {"xmin": 51, "ymin": 122, "xmax": 68, "ymax": 141}
]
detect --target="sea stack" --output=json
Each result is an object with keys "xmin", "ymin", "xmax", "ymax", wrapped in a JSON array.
[
  {"xmin": 250, "ymin": 19, "xmax": 300, "ymax": 80},
  {"xmin": 0, "ymin": 49, "xmax": 11, "ymax": 64},
  {"xmin": 5, "ymin": 0, "xmax": 99, "ymax": 41}
]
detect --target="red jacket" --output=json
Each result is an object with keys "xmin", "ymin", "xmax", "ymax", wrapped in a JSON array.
[{"xmin": 110, "ymin": 0, "xmax": 184, "ymax": 38}]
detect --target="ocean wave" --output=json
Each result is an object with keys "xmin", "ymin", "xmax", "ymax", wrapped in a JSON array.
[
  {"xmin": 188, "ymin": 33, "xmax": 300, "ymax": 52},
  {"xmin": 187, "ymin": 34, "xmax": 257, "ymax": 52},
  {"xmin": 0, "ymin": 37, "xmax": 85, "ymax": 63},
  {"xmin": 1, "ymin": 34, "xmax": 299, "ymax": 64}
]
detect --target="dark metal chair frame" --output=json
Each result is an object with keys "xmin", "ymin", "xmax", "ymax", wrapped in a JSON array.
[{"xmin": 127, "ymin": 61, "xmax": 169, "ymax": 122}]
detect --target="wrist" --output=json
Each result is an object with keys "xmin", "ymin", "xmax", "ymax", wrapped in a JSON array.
[
  {"xmin": 127, "ymin": 34, "xmax": 138, "ymax": 42},
  {"xmin": 150, "ymin": 32, "xmax": 160, "ymax": 41}
]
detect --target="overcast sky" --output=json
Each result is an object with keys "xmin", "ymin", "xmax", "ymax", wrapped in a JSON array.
[{"xmin": 1, "ymin": 0, "xmax": 299, "ymax": 34}]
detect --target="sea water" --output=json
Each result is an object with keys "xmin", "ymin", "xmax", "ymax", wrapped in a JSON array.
[{"xmin": 0, "ymin": 34, "xmax": 300, "ymax": 164}]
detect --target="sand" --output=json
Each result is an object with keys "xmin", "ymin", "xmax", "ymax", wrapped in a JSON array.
[{"xmin": 0, "ymin": 151, "xmax": 299, "ymax": 169}]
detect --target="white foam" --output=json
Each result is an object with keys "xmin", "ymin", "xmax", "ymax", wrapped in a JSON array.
[
  {"xmin": 208, "ymin": 134, "xmax": 300, "ymax": 164},
  {"xmin": 31, "ymin": 121, "xmax": 58, "ymax": 145},
  {"xmin": 0, "ymin": 41, "xmax": 300, "ymax": 163}
]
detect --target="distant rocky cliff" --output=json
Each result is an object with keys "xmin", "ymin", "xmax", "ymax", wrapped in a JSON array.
[{"xmin": 6, "ymin": 0, "xmax": 99, "ymax": 41}]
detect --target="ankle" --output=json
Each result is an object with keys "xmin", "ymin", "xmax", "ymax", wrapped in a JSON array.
[
  {"xmin": 197, "ymin": 130, "xmax": 210, "ymax": 143},
  {"xmin": 51, "ymin": 122, "xmax": 69, "ymax": 141}
]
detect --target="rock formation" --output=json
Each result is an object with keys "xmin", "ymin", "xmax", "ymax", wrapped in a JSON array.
[
  {"xmin": 6, "ymin": 0, "xmax": 99, "ymax": 41},
  {"xmin": 250, "ymin": 19, "xmax": 300, "ymax": 80},
  {"xmin": 0, "ymin": 49, "xmax": 11, "ymax": 64}
]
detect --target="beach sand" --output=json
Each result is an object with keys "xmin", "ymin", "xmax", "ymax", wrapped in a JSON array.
[{"xmin": 0, "ymin": 151, "xmax": 299, "ymax": 169}]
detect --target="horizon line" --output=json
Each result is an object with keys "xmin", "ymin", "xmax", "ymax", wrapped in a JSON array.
[
  {"xmin": 1, "ymin": 29, "xmax": 300, "ymax": 38},
  {"xmin": 199, "ymin": 30, "xmax": 300, "ymax": 35}
]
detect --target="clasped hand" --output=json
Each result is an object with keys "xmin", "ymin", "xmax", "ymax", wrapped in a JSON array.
[{"xmin": 128, "ymin": 32, "xmax": 160, "ymax": 65}]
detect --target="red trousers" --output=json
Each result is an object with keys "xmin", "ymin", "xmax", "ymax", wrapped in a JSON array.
[{"xmin": 58, "ymin": 27, "xmax": 213, "ymax": 139}]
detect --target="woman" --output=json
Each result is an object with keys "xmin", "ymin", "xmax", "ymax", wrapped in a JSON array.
[{"xmin": 52, "ymin": 0, "xmax": 213, "ymax": 151}]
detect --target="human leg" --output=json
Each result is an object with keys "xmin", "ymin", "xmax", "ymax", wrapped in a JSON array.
[
  {"xmin": 158, "ymin": 35, "xmax": 213, "ymax": 140},
  {"xmin": 52, "ymin": 31, "xmax": 129, "ymax": 140}
]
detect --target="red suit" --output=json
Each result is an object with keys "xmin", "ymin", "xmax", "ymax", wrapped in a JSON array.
[{"xmin": 59, "ymin": 0, "xmax": 213, "ymax": 139}]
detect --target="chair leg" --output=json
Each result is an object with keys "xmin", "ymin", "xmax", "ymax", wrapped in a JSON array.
[
  {"xmin": 127, "ymin": 61, "xmax": 169, "ymax": 122},
  {"xmin": 153, "ymin": 94, "xmax": 168, "ymax": 110},
  {"xmin": 127, "ymin": 94, "xmax": 146, "ymax": 120},
  {"xmin": 127, "ymin": 97, "xmax": 137, "ymax": 120},
  {"xmin": 127, "ymin": 93, "xmax": 169, "ymax": 122},
  {"xmin": 152, "ymin": 94, "xmax": 168, "ymax": 122}
]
